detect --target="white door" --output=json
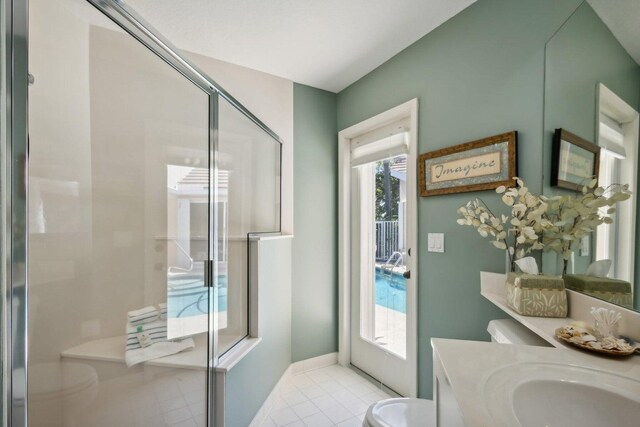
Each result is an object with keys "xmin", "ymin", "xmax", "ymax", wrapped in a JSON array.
[{"xmin": 347, "ymin": 112, "xmax": 417, "ymax": 396}]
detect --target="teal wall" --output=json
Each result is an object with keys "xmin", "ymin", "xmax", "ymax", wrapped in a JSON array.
[
  {"xmin": 542, "ymin": 1, "xmax": 640, "ymax": 276},
  {"xmin": 225, "ymin": 238, "xmax": 292, "ymax": 427},
  {"xmin": 544, "ymin": 2, "xmax": 640, "ymax": 151},
  {"xmin": 336, "ymin": 0, "xmax": 583, "ymax": 398},
  {"xmin": 291, "ymin": 84, "xmax": 339, "ymax": 361}
]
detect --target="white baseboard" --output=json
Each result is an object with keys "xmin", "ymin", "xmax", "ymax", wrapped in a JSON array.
[
  {"xmin": 249, "ymin": 352, "xmax": 338, "ymax": 427},
  {"xmin": 290, "ymin": 352, "xmax": 338, "ymax": 375}
]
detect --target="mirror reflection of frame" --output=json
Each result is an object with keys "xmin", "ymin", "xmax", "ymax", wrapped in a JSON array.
[
  {"xmin": 551, "ymin": 128, "xmax": 600, "ymax": 192},
  {"xmin": 542, "ymin": 0, "xmax": 640, "ymax": 312}
]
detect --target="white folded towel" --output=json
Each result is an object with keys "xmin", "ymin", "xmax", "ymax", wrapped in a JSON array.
[
  {"xmin": 126, "ymin": 320, "xmax": 168, "ymax": 351},
  {"xmin": 127, "ymin": 306, "xmax": 159, "ymax": 326},
  {"xmin": 124, "ymin": 319, "xmax": 195, "ymax": 367},
  {"xmin": 158, "ymin": 302, "xmax": 168, "ymax": 320}
]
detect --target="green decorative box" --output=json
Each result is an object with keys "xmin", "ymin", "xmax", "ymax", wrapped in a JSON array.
[
  {"xmin": 563, "ymin": 274, "xmax": 632, "ymax": 308},
  {"xmin": 506, "ymin": 273, "xmax": 567, "ymax": 317}
]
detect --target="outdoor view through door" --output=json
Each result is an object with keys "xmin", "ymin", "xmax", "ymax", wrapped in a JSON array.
[
  {"xmin": 351, "ymin": 149, "xmax": 412, "ymax": 394},
  {"xmin": 361, "ymin": 156, "xmax": 407, "ymax": 359},
  {"xmin": 343, "ymin": 101, "xmax": 417, "ymax": 397}
]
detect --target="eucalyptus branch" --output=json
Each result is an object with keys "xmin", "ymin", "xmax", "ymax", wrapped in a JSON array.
[
  {"xmin": 541, "ymin": 179, "xmax": 632, "ymax": 274},
  {"xmin": 456, "ymin": 177, "xmax": 548, "ymax": 272}
]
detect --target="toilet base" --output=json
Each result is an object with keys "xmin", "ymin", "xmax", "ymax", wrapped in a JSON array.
[{"xmin": 364, "ymin": 397, "xmax": 435, "ymax": 427}]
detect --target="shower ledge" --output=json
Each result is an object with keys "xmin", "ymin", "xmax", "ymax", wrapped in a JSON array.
[{"xmin": 61, "ymin": 333, "xmax": 208, "ymax": 370}]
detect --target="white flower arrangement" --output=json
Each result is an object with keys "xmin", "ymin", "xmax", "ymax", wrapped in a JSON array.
[
  {"xmin": 542, "ymin": 179, "xmax": 631, "ymax": 274},
  {"xmin": 457, "ymin": 178, "xmax": 549, "ymax": 272},
  {"xmin": 456, "ymin": 177, "xmax": 632, "ymax": 274}
]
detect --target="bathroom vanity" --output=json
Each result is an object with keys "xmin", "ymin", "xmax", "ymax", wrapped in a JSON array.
[
  {"xmin": 431, "ymin": 271, "xmax": 640, "ymax": 426},
  {"xmin": 432, "ymin": 338, "xmax": 640, "ymax": 427}
]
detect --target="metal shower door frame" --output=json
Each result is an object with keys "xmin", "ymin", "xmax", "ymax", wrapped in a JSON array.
[{"xmin": 1, "ymin": 1, "xmax": 284, "ymax": 425}]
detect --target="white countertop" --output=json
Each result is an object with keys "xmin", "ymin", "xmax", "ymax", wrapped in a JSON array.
[
  {"xmin": 431, "ymin": 338, "xmax": 640, "ymax": 427},
  {"xmin": 436, "ymin": 271, "xmax": 640, "ymax": 426}
]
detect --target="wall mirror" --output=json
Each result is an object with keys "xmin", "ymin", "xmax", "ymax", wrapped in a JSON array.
[{"xmin": 541, "ymin": 0, "xmax": 640, "ymax": 312}]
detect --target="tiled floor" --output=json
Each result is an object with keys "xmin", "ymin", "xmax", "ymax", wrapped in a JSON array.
[{"xmin": 261, "ymin": 364, "xmax": 393, "ymax": 427}]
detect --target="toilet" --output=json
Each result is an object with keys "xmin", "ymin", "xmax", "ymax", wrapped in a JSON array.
[
  {"xmin": 16, "ymin": 362, "xmax": 99, "ymax": 427},
  {"xmin": 363, "ymin": 318, "xmax": 548, "ymax": 426},
  {"xmin": 487, "ymin": 318, "xmax": 551, "ymax": 346},
  {"xmin": 363, "ymin": 397, "xmax": 434, "ymax": 427}
]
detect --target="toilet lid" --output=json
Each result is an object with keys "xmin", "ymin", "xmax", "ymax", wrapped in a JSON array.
[
  {"xmin": 28, "ymin": 362, "xmax": 98, "ymax": 401},
  {"xmin": 366, "ymin": 398, "xmax": 434, "ymax": 427}
]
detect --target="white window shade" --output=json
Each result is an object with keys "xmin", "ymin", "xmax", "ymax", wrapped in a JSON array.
[
  {"xmin": 351, "ymin": 119, "xmax": 409, "ymax": 167},
  {"xmin": 599, "ymin": 113, "xmax": 626, "ymax": 158}
]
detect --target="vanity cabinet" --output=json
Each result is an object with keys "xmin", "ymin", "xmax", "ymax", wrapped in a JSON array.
[{"xmin": 433, "ymin": 349, "xmax": 465, "ymax": 427}]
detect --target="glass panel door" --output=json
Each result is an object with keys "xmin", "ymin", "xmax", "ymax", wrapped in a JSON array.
[
  {"xmin": 356, "ymin": 156, "xmax": 407, "ymax": 359},
  {"xmin": 371, "ymin": 156, "xmax": 408, "ymax": 358},
  {"xmin": 351, "ymin": 153, "xmax": 412, "ymax": 396},
  {"xmin": 216, "ymin": 97, "xmax": 281, "ymax": 355},
  {"xmin": 27, "ymin": 0, "xmax": 212, "ymax": 425}
]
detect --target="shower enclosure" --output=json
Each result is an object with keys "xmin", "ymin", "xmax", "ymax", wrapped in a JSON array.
[{"xmin": 1, "ymin": 0, "xmax": 282, "ymax": 425}]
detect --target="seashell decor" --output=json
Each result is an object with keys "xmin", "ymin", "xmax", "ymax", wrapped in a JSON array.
[{"xmin": 555, "ymin": 324, "xmax": 635, "ymax": 356}]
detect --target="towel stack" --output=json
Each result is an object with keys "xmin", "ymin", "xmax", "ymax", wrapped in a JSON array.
[
  {"xmin": 125, "ymin": 304, "xmax": 194, "ymax": 367},
  {"xmin": 126, "ymin": 319, "xmax": 168, "ymax": 351},
  {"xmin": 127, "ymin": 305, "xmax": 160, "ymax": 326},
  {"xmin": 158, "ymin": 303, "xmax": 168, "ymax": 320}
]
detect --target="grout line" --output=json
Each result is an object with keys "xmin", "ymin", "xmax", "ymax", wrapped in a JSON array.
[
  {"xmin": 347, "ymin": 363, "xmax": 402, "ymax": 398},
  {"xmin": 259, "ymin": 362, "xmax": 394, "ymax": 427}
]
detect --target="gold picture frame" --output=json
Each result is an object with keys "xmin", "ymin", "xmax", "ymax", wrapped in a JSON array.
[
  {"xmin": 419, "ymin": 131, "xmax": 518, "ymax": 196},
  {"xmin": 551, "ymin": 128, "xmax": 600, "ymax": 192}
]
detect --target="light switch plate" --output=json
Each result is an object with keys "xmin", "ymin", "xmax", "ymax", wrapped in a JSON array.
[
  {"xmin": 580, "ymin": 235, "xmax": 590, "ymax": 257},
  {"xmin": 428, "ymin": 233, "xmax": 445, "ymax": 253}
]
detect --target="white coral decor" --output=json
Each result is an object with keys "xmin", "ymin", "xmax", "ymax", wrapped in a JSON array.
[{"xmin": 456, "ymin": 178, "xmax": 549, "ymax": 272}]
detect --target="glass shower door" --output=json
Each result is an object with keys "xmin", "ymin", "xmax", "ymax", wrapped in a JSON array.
[{"xmin": 26, "ymin": 0, "xmax": 214, "ymax": 425}]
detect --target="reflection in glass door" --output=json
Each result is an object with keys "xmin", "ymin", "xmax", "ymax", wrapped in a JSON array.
[{"xmin": 26, "ymin": 0, "xmax": 213, "ymax": 425}]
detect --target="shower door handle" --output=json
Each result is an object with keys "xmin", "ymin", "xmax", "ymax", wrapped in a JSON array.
[{"xmin": 204, "ymin": 260, "xmax": 214, "ymax": 287}]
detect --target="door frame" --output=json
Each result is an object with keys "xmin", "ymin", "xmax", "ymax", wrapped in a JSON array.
[{"xmin": 338, "ymin": 99, "xmax": 419, "ymax": 397}]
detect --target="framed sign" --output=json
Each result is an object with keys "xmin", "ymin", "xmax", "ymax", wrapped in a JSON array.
[
  {"xmin": 551, "ymin": 128, "xmax": 600, "ymax": 191},
  {"xmin": 419, "ymin": 131, "xmax": 517, "ymax": 196}
]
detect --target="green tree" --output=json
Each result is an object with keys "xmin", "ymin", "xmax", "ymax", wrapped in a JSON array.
[{"xmin": 375, "ymin": 160, "xmax": 400, "ymax": 221}]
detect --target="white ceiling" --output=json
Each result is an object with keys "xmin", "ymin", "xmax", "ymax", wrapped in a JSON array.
[
  {"xmin": 125, "ymin": 0, "xmax": 476, "ymax": 92},
  {"xmin": 588, "ymin": 0, "xmax": 640, "ymax": 66}
]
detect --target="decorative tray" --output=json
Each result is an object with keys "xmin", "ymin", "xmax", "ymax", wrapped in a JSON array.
[{"xmin": 555, "ymin": 325, "xmax": 636, "ymax": 357}]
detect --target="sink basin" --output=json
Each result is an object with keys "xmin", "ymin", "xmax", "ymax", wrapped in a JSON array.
[{"xmin": 483, "ymin": 362, "xmax": 640, "ymax": 426}]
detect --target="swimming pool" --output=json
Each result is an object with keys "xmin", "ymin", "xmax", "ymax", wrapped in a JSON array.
[
  {"xmin": 167, "ymin": 271, "xmax": 407, "ymax": 317},
  {"xmin": 375, "ymin": 269, "xmax": 407, "ymax": 313},
  {"xmin": 167, "ymin": 275, "xmax": 228, "ymax": 318}
]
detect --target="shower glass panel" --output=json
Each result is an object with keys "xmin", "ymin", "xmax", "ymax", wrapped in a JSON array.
[
  {"xmin": 27, "ymin": 0, "xmax": 212, "ymax": 425},
  {"xmin": 217, "ymin": 97, "xmax": 281, "ymax": 354}
]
